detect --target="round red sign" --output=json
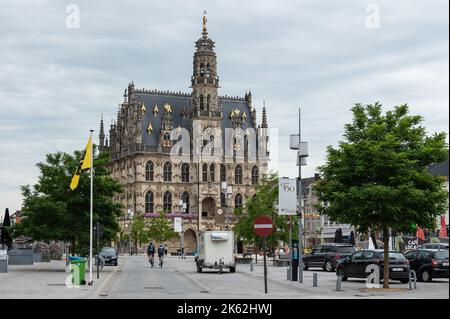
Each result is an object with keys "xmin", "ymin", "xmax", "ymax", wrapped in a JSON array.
[{"xmin": 253, "ymin": 216, "xmax": 274, "ymax": 237}]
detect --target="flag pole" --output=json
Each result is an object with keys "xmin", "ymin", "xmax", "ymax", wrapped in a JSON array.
[{"xmin": 89, "ymin": 129, "xmax": 94, "ymax": 285}]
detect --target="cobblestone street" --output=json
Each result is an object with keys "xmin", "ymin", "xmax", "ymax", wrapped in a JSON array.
[{"xmin": 1, "ymin": 255, "xmax": 448, "ymax": 299}]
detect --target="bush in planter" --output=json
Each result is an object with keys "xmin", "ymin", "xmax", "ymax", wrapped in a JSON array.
[
  {"xmin": 34, "ymin": 242, "xmax": 51, "ymax": 262},
  {"xmin": 49, "ymin": 243, "xmax": 63, "ymax": 260}
]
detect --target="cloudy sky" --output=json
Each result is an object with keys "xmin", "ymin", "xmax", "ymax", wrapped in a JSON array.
[{"xmin": 0, "ymin": 0, "xmax": 448, "ymax": 217}]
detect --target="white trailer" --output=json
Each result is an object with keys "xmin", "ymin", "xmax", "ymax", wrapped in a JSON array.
[{"xmin": 196, "ymin": 231, "xmax": 236, "ymax": 273}]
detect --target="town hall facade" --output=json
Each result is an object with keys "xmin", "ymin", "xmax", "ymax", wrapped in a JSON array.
[{"xmin": 99, "ymin": 16, "xmax": 270, "ymax": 254}]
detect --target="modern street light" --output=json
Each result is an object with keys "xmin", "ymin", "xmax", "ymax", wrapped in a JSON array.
[{"xmin": 289, "ymin": 107, "xmax": 309, "ymax": 284}]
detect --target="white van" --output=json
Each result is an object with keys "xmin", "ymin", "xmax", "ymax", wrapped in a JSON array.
[{"xmin": 196, "ymin": 231, "xmax": 236, "ymax": 273}]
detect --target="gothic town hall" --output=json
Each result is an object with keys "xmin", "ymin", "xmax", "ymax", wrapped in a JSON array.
[{"xmin": 98, "ymin": 16, "xmax": 270, "ymax": 254}]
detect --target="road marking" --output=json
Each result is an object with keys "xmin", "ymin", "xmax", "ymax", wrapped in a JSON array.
[{"xmin": 254, "ymin": 224, "xmax": 273, "ymax": 229}]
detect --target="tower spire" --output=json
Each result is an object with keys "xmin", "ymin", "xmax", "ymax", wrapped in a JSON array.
[
  {"xmin": 261, "ymin": 101, "xmax": 268, "ymax": 128},
  {"xmin": 99, "ymin": 114, "xmax": 105, "ymax": 151},
  {"xmin": 202, "ymin": 10, "xmax": 208, "ymax": 36}
]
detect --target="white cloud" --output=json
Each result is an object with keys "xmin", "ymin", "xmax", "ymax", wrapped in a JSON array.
[{"xmin": 0, "ymin": 0, "xmax": 448, "ymax": 212}]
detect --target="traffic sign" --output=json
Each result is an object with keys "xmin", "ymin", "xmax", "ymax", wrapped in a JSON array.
[{"xmin": 254, "ymin": 216, "xmax": 274, "ymax": 237}]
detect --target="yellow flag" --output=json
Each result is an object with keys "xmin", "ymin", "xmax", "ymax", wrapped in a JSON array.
[{"xmin": 70, "ymin": 136, "xmax": 93, "ymax": 190}]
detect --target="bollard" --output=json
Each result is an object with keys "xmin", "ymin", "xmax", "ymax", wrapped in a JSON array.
[
  {"xmin": 409, "ymin": 270, "xmax": 417, "ymax": 290},
  {"xmin": 250, "ymin": 260, "xmax": 254, "ymax": 272},
  {"xmin": 287, "ymin": 268, "xmax": 291, "ymax": 281},
  {"xmin": 313, "ymin": 272, "xmax": 318, "ymax": 287},
  {"xmin": 336, "ymin": 276, "xmax": 342, "ymax": 291}
]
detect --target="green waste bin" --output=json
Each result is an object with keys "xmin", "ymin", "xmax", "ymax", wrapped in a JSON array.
[{"xmin": 70, "ymin": 260, "xmax": 87, "ymax": 285}]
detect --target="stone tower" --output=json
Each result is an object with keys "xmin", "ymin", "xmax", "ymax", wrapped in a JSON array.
[{"xmin": 192, "ymin": 13, "xmax": 221, "ymax": 118}]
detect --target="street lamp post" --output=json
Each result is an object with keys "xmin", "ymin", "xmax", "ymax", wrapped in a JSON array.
[{"xmin": 290, "ymin": 107, "xmax": 309, "ymax": 284}]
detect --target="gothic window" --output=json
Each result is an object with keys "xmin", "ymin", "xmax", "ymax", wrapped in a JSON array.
[
  {"xmin": 181, "ymin": 191, "xmax": 190, "ymax": 214},
  {"xmin": 220, "ymin": 164, "xmax": 226, "ymax": 182},
  {"xmin": 207, "ymin": 94, "xmax": 211, "ymax": 111},
  {"xmin": 200, "ymin": 95, "xmax": 204, "ymax": 110},
  {"xmin": 164, "ymin": 132, "xmax": 170, "ymax": 141},
  {"xmin": 163, "ymin": 162, "xmax": 172, "ymax": 182},
  {"xmin": 235, "ymin": 165, "xmax": 243, "ymax": 185},
  {"xmin": 202, "ymin": 163, "xmax": 208, "ymax": 182},
  {"xmin": 251, "ymin": 166, "xmax": 259, "ymax": 185},
  {"xmin": 200, "ymin": 63, "xmax": 204, "ymax": 77},
  {"xmin": 210, "ymin": 164, "xmax": 215, "ymax": 182},
  {"xmin": 235, "ymin": 193, "xmax": 243, "ymax": 209},
  {"xmin": 145, "ymin": 191, "xmax": 154, "ymax": 214},
  {"xmin": 206, "ymin": 63, "xmax": 210, "ymax": 77},
  {"xmin": 145, "ymin": 161, "xmax": 154, "ymax": 181},
  {"xmin": 163, "ymin": 191, "xmax": 172, "ymax": 213},
  {"xmin": 220, "ymin": 192, "xmax": 226, "ymax": 207},
  {"xmin": 181, "ymin": 163, "xmax": 190, "ymax": 183}
]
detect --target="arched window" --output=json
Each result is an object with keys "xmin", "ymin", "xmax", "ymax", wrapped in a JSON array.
[
  {"xmin": 235, "ymin": 193, "xmax": 243, "ymax": 209},
  {"xmin": 145, "ymin": 161, "xmax": 154, "ymax": 181},
  {"xmin": 206, "ymin": 63, "xmax": 210, "ymax": 77},
  {"xmin": 207, "ymin": 94, "xmax": 211, "ymax": 111},
  {"xmin": 181, "ymin": 163, "xmax": 190, "ymax": 183},
  {"xmin": 200, "ymin": 63, "xmax": 204, "ymax": 77},
  {"xmin": 163, "ymin": 162, "xmax": 172, "ymax": 182},
  {"xmin": 164, "ymin": 132, "xmax": 170, "ymax": 141},
  {"xmin": 145, "ymin": 191, "xmax": 154, "ymax": 214},
  {"xmin": 200, "ymin": 95, "xmax": 204, "ymax": 110},
  {"xmin": 210, "ymin": 163, "xmax": 215, "ymax": 182},
  {"xmin": 163, "ymin": 191, "xmax": 172, "ymax": 213},
  {"xmin": 235, "ymin": 165, "xmax": 243, "ymax": 185},
  {"xmin": 220, "ymin": 164, "xmax": 226, "ymax": 182},
  {"xmin": 202, "ymin": 163, "xmax": 208, "ymax": 182},
  {"xmin": 251, "ymin": 166, "xmax": 259, "ymax": 185},
  {"xmin": 220, "ymin": 192, "xmax": 226, "ymax": 207},
  {"xmin": 181, "ymin": 191, "xmax": 190, "ymax": 214}
]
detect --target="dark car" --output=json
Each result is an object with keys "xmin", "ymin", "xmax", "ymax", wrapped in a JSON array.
[
  {"xmin": 404, "ymin": 249, "xmax": 449, "ymax": 282},
  {"xmin": 303, "ymin": 244, "xmax": 356, "ymax": 272},
  {"xmin": 418, "ymin": 243, "xmax": 449, "ymax": 250},
  {"xmin": 336, "ymin": 250, "xmax": 410, "ymax": 283},
  {"xmin": 99, "ymin": 247, "xmax": 118, "ymax": 266}
]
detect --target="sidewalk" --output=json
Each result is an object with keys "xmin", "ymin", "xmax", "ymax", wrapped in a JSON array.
[
  {"xmin": 237, "ymin": 259, "xmax": 449, "ymax": 299},
  {"xmin": 0, "ymin": 259, "xmax": 117, "ymax": 299}
]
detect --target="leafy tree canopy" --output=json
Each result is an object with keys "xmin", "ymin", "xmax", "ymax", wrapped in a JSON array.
[
  {"xmin": 314, "ymin": 103, "xmax": 448, "ymax": 234},
  {"xmin": 14, "ymin": 148, "xmax": 123, "ymax": 255}
]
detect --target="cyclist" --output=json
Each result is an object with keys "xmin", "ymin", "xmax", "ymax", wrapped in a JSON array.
[
  {"xmin": 158, "ymin": 244, "xmax": 165, "ymax": 267},
  {"xmin": 147, "ymin": 242, "xmax": 156, "ymax": 268}
]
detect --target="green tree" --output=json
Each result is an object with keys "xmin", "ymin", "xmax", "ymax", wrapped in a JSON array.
[
  {"xmin": 146, "ymin": 212, "xmax": 179, "ymax": 244},
  {"xmin": 314, "ymin": 103, "xmax": 448, "ymax": 288},
  {"xmin": 131, "ymin": 215, "xmax": 149, "ymax": 252},
  {"xmin": 14, "ymin": 148, "xmax": 123, "ymax": 256},
  {"xmin": 235, "ymin": 173, "xmax": 294, "ymax": 261}
]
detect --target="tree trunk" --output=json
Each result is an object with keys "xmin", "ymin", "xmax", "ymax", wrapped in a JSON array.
[{"xmin": 383, "ymin": 226, "xmax": 390, "ymax": 289}]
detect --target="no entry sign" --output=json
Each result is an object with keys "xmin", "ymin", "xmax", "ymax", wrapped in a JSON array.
[{"xmin": 254, "ymin": 216, "xmax": 274, "ymax": 237}]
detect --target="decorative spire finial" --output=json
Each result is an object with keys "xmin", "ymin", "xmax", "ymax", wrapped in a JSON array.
[
  {"xmin": 261, "ymin": 100, "xmax": 268, "ymax": 128},
  {"xmin": 202, "ymin": 10, "xmax": 208, "ymax": 35}
]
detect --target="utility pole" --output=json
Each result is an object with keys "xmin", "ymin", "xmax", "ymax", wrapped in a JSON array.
[{"xmin": 298, "ymin": 108, "xmax": 303, "ymax": 284}]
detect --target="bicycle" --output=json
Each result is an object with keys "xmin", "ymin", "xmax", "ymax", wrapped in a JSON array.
[{"xmin": 148, "ymin": 254, "xmax": 155, "ymax": 268}]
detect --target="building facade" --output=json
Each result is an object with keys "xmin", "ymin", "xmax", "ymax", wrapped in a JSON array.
[{"xmin": 100, "ymin": 16, "xmax": 269, "ymax": 254}]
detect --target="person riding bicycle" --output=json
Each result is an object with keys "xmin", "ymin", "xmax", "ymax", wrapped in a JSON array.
[
  {"xmin": 158, "ymin": 244, "xmax": 165, "ymax": 267},
  {"xmin": 147, "ymin": 242, "xmax": 156, "ymax": 267}
]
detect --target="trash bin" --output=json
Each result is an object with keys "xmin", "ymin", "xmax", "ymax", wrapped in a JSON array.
[{"xmin": 70, "ymin": 258, "xmax": 87, "ymax": 285}]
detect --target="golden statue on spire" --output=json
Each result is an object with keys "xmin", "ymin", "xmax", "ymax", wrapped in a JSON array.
[{"xmin": 202, "ymin": 10, "xmax": 207, "ymax": 33}]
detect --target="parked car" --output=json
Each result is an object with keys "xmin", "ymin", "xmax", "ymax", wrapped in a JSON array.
[
  {"xmin": 418, "ymin": 243, "xmax": 449, "ymax": 250},
  {"xmin": 99, "ymin": 247, "xmax": 118, "ymax": 266},
  {"xmin": 303, "ymin": 243, "xmax": 356, "ymax": 272},
  {"xmin": 404, "ymin": 249, "xmax": 449, "ymax": 282},
  {"xmin": 336, "ymin": 250, "xmax": 410, "ymax": 283}
]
